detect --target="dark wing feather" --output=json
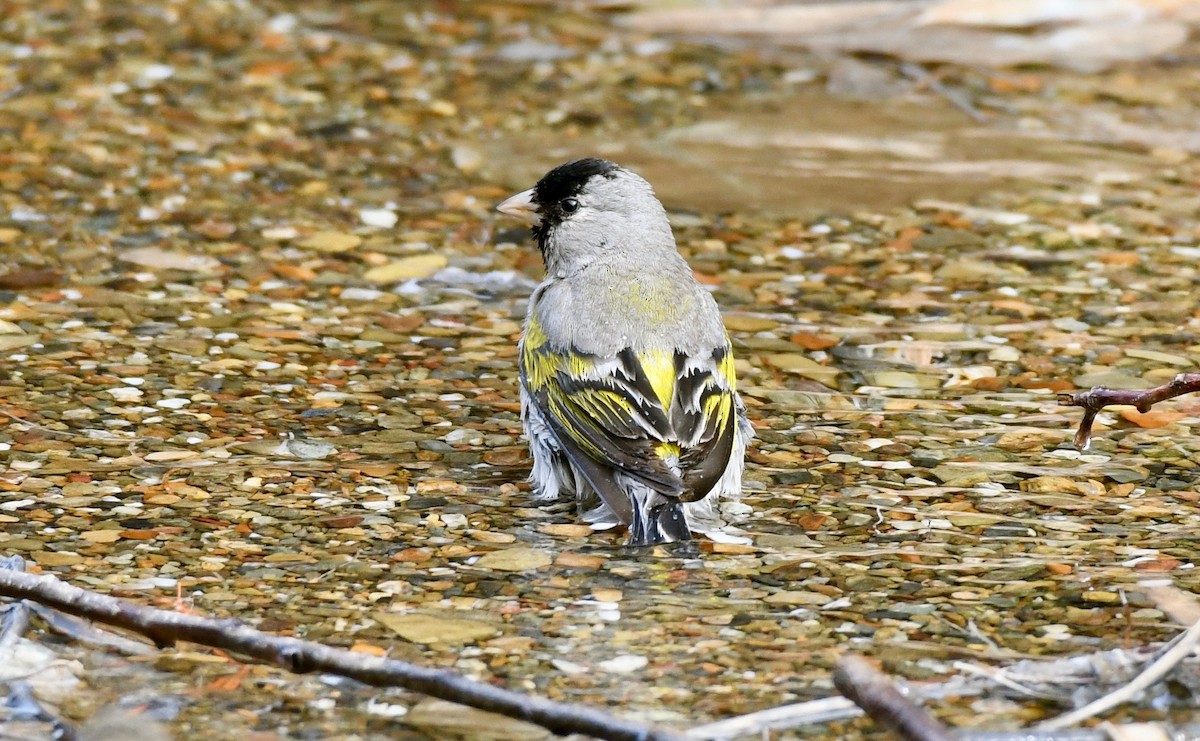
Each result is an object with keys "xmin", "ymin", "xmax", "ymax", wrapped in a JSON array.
[{"xmin": 521, "ymin": 325, "xmax": 739, "ymax": 520}]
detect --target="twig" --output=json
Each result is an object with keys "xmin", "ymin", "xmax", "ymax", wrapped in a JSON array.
[
  {"xmin": 1058, "ymin": 373, "xmax": 1200, "ymax": 449},
  {"xmin": 26, "ymin": 602, "xmax": 155, "ymax": 656},
  {"xmin": 958, "ymin": 729, "xmax": 1145, "ymax": 741},
  {"xmin": 685, "ymin": 697, "xmax": 860, "ymax": 739},
  {"xmin": 1037, "ymin": 616, "xmax": 1200, "ymax": 731},
  {"xmin": 688, "ymin": 637, "xmax": 1200, "ymax": 740},
  {"xmin": 0, "ymin": 567, "xmax": 685, "ymax": 741},
  {"xmin": 950, "ymin": 661, "xmax": 1059, "ymax": 701},
  {"xmin": 833, "ymin": 655, "xmax": 953, "ymax": 741},
  {"xmin": 898, "ymin": 62, "xmax": 988, "ymax": 123}
]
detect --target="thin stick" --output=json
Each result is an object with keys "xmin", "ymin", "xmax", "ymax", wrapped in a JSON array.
[
  {"xmin": 833, "ymin": 655, "xmax": 954, "ymax": 741},
  {"xmin": 685, "ymin": 697, "xmax": 860, "ymax": 739},
  {"xmin": 1059, "ymin": 373, "xmax": 1200, "ymax": 449},
  {"xmin": 0, "ymin": 567, "xmax": 684, "ymax": 741},
  {"xmin": 898, "ymin": 62, "xmax": 988, "ymax": 123},
  {"xmin": 1037, "ymin": 616, "xmax": 1200, "ymax": 731}
]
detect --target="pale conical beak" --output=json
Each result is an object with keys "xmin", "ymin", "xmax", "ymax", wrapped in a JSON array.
[{"xmin": 496, "ymin": 188, "xmax": 541, "ymax": 226}]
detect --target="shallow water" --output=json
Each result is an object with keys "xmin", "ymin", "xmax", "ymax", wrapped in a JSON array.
[{"xmin": 2, "ymin": 1, "xmax": 1200, "ymax": 739}]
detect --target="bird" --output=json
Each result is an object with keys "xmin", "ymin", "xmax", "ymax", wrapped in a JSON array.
[{"xmin": 496, "ymin": 157, "xmax": 751, "ymax": 546}]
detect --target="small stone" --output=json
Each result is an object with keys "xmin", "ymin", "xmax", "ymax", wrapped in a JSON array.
[
  {"xmin": 80, "ymin": 530, "xmax": 122, "ymax": 543},
  {"xmin": 598, "ymin": 655, "xmax": 648, "ymax": 673},
  {"xmin": 1119, "ymin": 409, "xmax": 1187, "ymax": 429},
  {"xmin": 106, "ymin": 387, "xmax": 144, "ymax": 402},
  {"xmin": 551, "ymin": 659, "xmax": 589, "ymax": 675},
  {"xmin": 360, "ymin": 208, "xmax": 398, "ymax": 229},
  {"xmin": 474, "ymin": 547, "xmax": 552, "ymax": 572},
  {"xmin": 119, "ymin": 247, "xmax": 220, "ymax": 272},
  {"xmin": 33, "ymin": 552, "xmax": 83, "ymax": 567},
  {"xmin": 764, "ymin": 590, "xmax": 833, "ymax": 607},
  {"xmin": 451, "ymin": 145, "xmax": 484, "ymax": 174},
  {"xmin": 1073, "ymin": 371, "xmax": 1154, "ymax": 390},
  {"xmin": 865, "ymin": 371, "xmax": 939, "ymax": 389},
  {"xmin": 363, "ymin": 254, "xmax": 447, "ymax": 283},
  {"xmin": 298, "ymin": 231, "xmax": 362, "ymax": 253},
  {"xmin": 539, "ymin": 524, "xmax": 593, "ymax": 538},
  {"xmin": 143, "ymin": 450, "xmax": 199, "ymax": 462},
  {"xmin": 724, "ymin": 315, "xmax": 779, "ymax": 332},
  {"xmin": 988, "ymin": 345, "xmax": 1021, "ymax": 362},
  {"xmin": 764, "ymin": 354, "xmax": 840, "ymax": 386},
  {"xmin": 284, "ymin": 439, "xmax": 337, "ymax": 459},
  {"xmin": 1052, "ymin": 317, "xmax": 1090, "ymax": 332},
  {"xmin": 375, "ymin": 613, "xmax": 498, "ymax": 645},
  {"xmin": 996, "ymin": 430, "xmax": 1063, "ymax": 452},
  {"xmin": 934, "ymin": 258, "xmax": 1006, "ymax": 281},
  {"xmin": 262, "ymin": 226, "xmax": 298, "ymax": 240},
  {"xmin": 555, "ymin": 552, "xmax": 606, "ymax": 569},
  {"xmin": 406, "ymin": 699, "xmax": 549, "ymax": 740},
  {"xmin": 339, "ymin": 287, "xmax": 385, "ymax": 301},
  {"xmin": 1023, "ymin": 476, "xmax": 1105, "ymax": 497},
  {"xmin": 790, "ymin": 332, "xmax": 839, "ymax": 351},
  {"xmin": 470, "ymin": 530, "xmax": 516, "ymax": 544},
  {"xmin": 1124, "ymin": 348, "xmax": 1193, "ymax": 366}
]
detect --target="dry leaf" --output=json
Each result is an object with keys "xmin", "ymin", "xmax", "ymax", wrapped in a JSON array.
[{"xmin": 1119, "ymin": 408, "xmax": 1187, "ymax": 428}]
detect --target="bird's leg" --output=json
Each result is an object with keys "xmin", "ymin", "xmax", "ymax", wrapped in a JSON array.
[{"xmin": 1059, "ymin": 373, "xmax": 1200, "ymax": 449}]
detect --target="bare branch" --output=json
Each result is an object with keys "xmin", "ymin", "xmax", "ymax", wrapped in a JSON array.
[
  {"xmin": 1037, "ymin": 616, "xmax": 1200, "ymax": 731},
  {"xmin": 0, "ymin": 566, "xmax": 685, "ymax": 741},
  {"xmin": 1058, "ymin": 373, "xmax": 1200, "ymax": 449},
  {"xmin": 685, "ymin": 696, "xmax": 860, "ymax": 739},
  {"xmin": 833, "ymin": 654, "xmax": 954, "ymax": 741}
]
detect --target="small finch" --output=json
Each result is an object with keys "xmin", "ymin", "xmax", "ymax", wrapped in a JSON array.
[{"xmin": 497, "ymin": 158, "xmax": 751, "ymax": 546}]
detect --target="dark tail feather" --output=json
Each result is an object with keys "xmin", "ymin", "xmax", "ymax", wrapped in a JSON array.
[{"xmin": 628, "ymin": 498, "xmax": 691, "ymax": 547}]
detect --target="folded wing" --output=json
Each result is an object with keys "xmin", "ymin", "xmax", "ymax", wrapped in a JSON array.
[{"xmin": 521, "ymin": 318, "xmax": 738, "ymax": 523}]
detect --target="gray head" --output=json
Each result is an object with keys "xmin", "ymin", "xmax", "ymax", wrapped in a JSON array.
[{"xmin": 497, "ymin": 158, "xmax": 677, "ymax": 275}]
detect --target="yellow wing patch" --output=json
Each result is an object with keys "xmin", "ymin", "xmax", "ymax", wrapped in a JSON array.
[
  {"xmin": 637, "ymin": 348, "xmax": 676, "ymax": 410},
  {"xmin": 718, "ymin": 342, "xmax": 737, "ymax": 391},
  {"xmin": 524, "ymin": 315, "xmax": 548, "ymax": 351},
  {"xmin": 521, "ymin": 315, "xmax": 564, "ymax": 389}
]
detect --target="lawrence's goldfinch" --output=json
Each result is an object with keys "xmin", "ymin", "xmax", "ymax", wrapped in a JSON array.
[{"xmin": 497, "ymin": 158, "xmax": 751, "ymax": 546}]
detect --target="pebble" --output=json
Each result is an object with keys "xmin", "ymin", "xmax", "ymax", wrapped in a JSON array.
[
  {"xmin": 360, "ymin": 208, "xmax": 399, "ymax": 229},
  {"xmin": 298, "ymin": 231, "xmax": 362, "ymax": 253},
  {"xmin": 598, "ymin": 655, "xmax": 648, "ymax": 674},
  {"xmin": 473, "ymin": 548, "xmax": 553, "ymax": 572},
  {"xmin": 363, "ymin": 254, "xmax": 448, "ymax": 283},
  {"xmin": 5, "ymin": 6, "xmax": 1198, "ymax": 734}
]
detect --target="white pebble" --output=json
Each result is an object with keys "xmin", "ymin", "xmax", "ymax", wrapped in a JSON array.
[
  {"xmin": 107, "ymin": 387, "xmax": 144, "ymax": 401},
  {"xmin": 551, "ymin": 659, "xmax": 588, "ymax": 675},
  {"xmin": 340, "ymin": 287, "xmax": 385, "ymax": 301},
  {"xmin": 598, "ymin": 655, "xmax": 647, "ymax": 674},
  {"xmin": 139, "ymin": 64, "xmax": 175, "ymax": 81},
  {"xmin": 360, "ymin": 208, "xmax": 398, "ymax": 229}
]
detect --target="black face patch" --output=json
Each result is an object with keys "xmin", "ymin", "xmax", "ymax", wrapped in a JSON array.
[
  {"xmin": 534, "ymin": 158, "xmax": 619, "ymax": 207},
  {"xmin": 529, "ymin": 158, "xmax": 620, "ymax": 258}
]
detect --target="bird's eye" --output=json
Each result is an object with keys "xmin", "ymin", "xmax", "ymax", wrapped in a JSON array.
[{"xmin": 560, "ymin": 198, "xmax": 579, "ymax": 214}]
